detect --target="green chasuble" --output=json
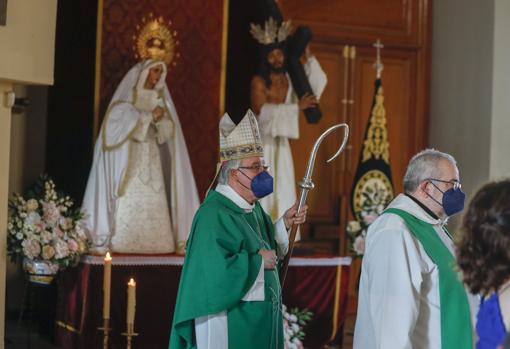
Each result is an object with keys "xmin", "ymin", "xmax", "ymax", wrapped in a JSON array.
[
  {"xmin": 169, "ymin": 190, "xmax": 284, "ymax": 349},
  {"xmin": 384, "ymin": 208, "xmax": 472, "ymax": 349}
]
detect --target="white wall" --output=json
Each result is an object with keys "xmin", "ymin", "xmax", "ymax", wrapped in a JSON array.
[
  {"xmin": 0, "ymin": 1, "xmax": 57, "ymax": 345},
  {"xmin": 6, "ymin": 85, "xmax": 49, "ymax": 312},
  {"xmin": 0, "ymin": 0, "xmax": 57, "ymax": 84},
  {"xmin": 0, "ymin": 82, "xmax": 13, "ymax": 349},
  {"xmin": 430, "ymin": 0, "xmax": 495, "ymax": 206},
  {"xmin": 489, "ymin": 0, "xmax": 510, "ymax": 179}
]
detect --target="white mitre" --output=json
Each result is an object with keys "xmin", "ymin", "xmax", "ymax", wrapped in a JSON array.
[{"xmin": 219, "ymin": 109, "xmax": 264, "ymax": 161}]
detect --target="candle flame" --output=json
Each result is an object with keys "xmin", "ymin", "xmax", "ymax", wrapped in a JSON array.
[
  {"xmin": 105, "ymin": 252, "xmax": 112, "ymax": 261},
  {"xmin": 128, "ymin": 278, "xmax": 136, "ymax": 286}
]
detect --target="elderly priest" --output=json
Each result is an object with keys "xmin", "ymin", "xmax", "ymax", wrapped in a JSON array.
[{"xmin": 169, "ymin": 110, "xmax": 307, "ymax": 349}]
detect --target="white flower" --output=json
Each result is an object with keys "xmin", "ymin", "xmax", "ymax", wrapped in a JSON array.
[
  {"xmin": 75, "ymin": 225, "xmax": 86, "ymax": 239},
  {"xmin": 291, "ymin": 323, "xmax": 299, "ymax": 332},
  {"xmin": 353, "ymin": 235, "xmax": 366, "ymax": 255},
  {"xmin": 26, "ymin": 199, "xmax": 38, "ymax": 211},
  {"xmin": 26, "ymin": 212, "xmax": 41, "ymax": 226},
  {"xmin": 54, "ymin": 239, "xmax": 69, "ymax": 259},
  {"xmin": 376, "ymin": 204, "xmax": 385, "ymax": 214},
  {"xmin": 59, "ymin": 217, "xmax": 72, "ymax": 230},
  {"xmin": 40, "ymin": 230, "xmax": 52, "ymax": 244},
  {"xmin": 346, "ymin": 220, "xmax": 361, "ymax": 233},
  {"xmin": 23, "ymin": 238, "xmax": 41, "ymax": 259},
  {"xmin": 289, "ymin": 314, "xmax": 297, "ymax": 322},
  {"xmin": 16, "ymin": 232, "xmax": 24, "ymax": 240}
]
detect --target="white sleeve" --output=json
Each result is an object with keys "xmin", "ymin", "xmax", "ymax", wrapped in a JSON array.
[
  {"xmin": 130, "ymin": 113, "xmax": 152, "ymax": 142},
  {"xmin": 258, "ymin": 103, "xmax": 299, "ymax": 139},
  {"xmin": 362, "ymin": 226, "xmax": 422, "ymax": 349},
  {"xmin": 154, "ymin": 118, "xmax": 174, "ymax": 144},
  {"xmin": 274, "ymin": 217, "xmax": 289, "ymax": 258},
  {"xmin": 304, "ymin": 56, "xmax": 328, "ymax": 100},
  {"xmin": 241, "ymin": 261, "xmax": 265, "ymax": 301},
  {"xmin": 195, "ymin": 312, "xmax": 228, "ymax": 349}
]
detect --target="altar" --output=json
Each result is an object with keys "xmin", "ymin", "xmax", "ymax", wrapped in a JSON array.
[{"xmin": 55, "ymin": 254, "xmax": 351, "ymax": 348}]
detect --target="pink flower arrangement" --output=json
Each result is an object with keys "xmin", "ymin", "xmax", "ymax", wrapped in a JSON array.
[
  {"xmin": 7, "ymin": 176, "xmax": 88, "ymax": 269},
  {"xmin": 346, "ymin": 182, "xmax": 392, "ymax": 257},
  {"xmin": 282, "ymin": 304, "xmax": 312, "ymax": 349}
]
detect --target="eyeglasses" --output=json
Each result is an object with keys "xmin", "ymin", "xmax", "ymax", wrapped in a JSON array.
[
  {"xmin": 428, "ymin": 178, "xmax": 462, "ymax": 190},
  {"xmin": 238, "ymin": 164, "xmax": 270, "ymax": 173}
]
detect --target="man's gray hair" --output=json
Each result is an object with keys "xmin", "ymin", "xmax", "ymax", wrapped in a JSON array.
[
  {"xmin": 218, "ymin": 159, "xmax": 241, "ymax": 185},
  {"xmin": 403, "ymin": 148, "xmax": 457, "ymax": 193}
]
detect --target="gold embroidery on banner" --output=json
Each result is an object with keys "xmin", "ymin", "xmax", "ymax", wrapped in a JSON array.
[
  {"xmin": 362, "ymin": 86, "xmax": 390, "ymax": 164},
  {"xmin": 352, "ymin": 169, "xmax": 394, "ymax": 222}
]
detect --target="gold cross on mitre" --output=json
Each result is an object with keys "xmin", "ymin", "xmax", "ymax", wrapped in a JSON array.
[{"xmin": 373, "ymin": 39, "xmax": 384, "ymax": 79}]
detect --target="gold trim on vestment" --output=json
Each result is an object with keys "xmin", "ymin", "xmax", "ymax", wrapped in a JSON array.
[{"xmin": 219, "ymin": 144, "xmax": 264, "ymax": 161}]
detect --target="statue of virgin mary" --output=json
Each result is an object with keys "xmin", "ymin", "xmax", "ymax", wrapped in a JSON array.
[{"xmin": 82, "ymin": 59, "xmax": 200, "ymax": 254}]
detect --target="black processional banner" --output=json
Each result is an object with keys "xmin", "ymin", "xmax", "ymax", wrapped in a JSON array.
[{"xmin": 350, "ymin": 78, "xmax": 395, "ymax": 222}]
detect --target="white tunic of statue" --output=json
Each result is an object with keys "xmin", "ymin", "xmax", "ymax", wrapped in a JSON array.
[
  {"xmin": 257, "ymin": 56, "xmax": 327, "ymax": 220},
  {"xmin": 82, "ymin": 60, "xmax": 200, "ymax": 254}
]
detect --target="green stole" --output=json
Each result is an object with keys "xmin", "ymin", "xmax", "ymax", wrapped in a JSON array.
[{"xmin": 384, "ymin": 208, "xmax": 472, "ymax": 349}]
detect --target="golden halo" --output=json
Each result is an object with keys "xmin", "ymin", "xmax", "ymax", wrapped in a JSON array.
[{"xmin": 132, "ymin": 13, "xmax": 179, "ymax": 67}]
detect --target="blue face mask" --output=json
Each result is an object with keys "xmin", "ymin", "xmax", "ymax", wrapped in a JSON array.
[
  {"xmin": 429, "ymin": 181, "xmax": 466, "ymax": 216},
  {"xmin": 238, "ymin": 170, "xmax": 274, "ymax": 199}
]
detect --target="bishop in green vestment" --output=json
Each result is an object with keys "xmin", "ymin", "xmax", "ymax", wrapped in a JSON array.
[{"xmin": 169, "ymin": 110, "xmax": 308, "ymax": 349}]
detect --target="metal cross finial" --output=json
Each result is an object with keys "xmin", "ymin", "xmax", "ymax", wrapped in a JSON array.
[{"xmin": 373, "ymin": 38, "xmax": 384, "ymax": 79}]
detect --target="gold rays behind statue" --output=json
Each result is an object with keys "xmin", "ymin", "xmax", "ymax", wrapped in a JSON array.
[{"xmin": 133, "ymin": 13, "xmax": 179, "ymax": 67}]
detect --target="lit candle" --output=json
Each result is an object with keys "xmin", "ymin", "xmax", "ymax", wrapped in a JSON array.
[
  {"xmin": 127, "ymin": 278, "xmax": 136, "ymax": 326},
  {"xmin": 103, "ymin": 252, "xmax": 112, "ymax": 319}
]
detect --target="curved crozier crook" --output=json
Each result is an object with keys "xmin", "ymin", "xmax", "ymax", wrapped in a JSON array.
[{"xmin": 302, "ymin": 123, "xmax": 350, "ymax": 186}]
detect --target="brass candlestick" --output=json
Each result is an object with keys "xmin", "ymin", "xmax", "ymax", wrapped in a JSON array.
[
  {"xmin": 121, "ymin": 323, "xmax": 138, "ymax": 349},
  {"xmin": 98, "ymin": 318, "xmax": 111, "ymax": 349}
]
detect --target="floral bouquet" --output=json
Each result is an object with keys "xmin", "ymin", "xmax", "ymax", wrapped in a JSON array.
[
  {"xmin": 346, "ymin": 182, "xmax": 392, "ymax": 257},
  {"xmin": 7, "ymin": 175, "xmax": 88, "ymax": 275},
  {"xmin": 283, "ymin": 304, "xmax": 313, "ymax": 349}
]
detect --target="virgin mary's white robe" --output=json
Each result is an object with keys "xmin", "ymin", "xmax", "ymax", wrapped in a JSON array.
[{"xmin": 82, "ymin": 60, "xmax": 200, "ymax": 254}]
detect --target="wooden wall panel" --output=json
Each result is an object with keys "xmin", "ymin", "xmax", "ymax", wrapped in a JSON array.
[{"xmin": 280, "ymin": 0, "xmax": 425, "ymax": 47}]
